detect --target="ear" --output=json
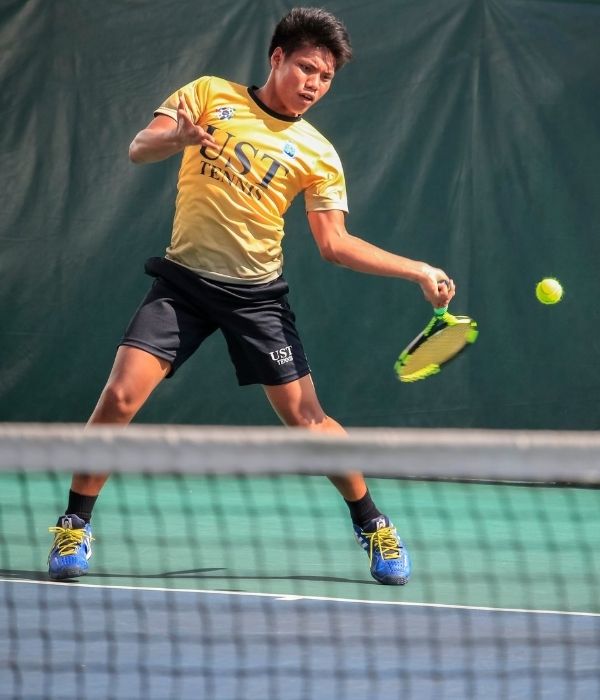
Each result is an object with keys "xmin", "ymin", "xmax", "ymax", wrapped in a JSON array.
[{"xmin": 271, "ymin": 46, "xmax": 284, "ymax": 68}]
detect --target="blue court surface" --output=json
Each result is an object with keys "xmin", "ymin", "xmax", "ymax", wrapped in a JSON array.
[{"xmin": 1, "ymin": 578, "xmax": 599, "ymax": 700}]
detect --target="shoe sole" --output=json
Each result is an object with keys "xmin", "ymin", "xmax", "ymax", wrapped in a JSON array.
[
  {"xmin": 48, "ymin": 566, "xmax": 89, "ymax": 581},
  {"xmin": 373, "ymin": 574, "xmax": 409, "ymax": 586}
]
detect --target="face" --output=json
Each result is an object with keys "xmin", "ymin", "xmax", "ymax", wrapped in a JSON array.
[{"xmin": 270, "ymin": 45, "xmax": 336, "ymax": 116}]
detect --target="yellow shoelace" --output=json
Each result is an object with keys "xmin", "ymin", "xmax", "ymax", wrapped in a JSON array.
[
  {"xmin": 363, "ymin": 526, "xmax": 400, "ymax": 562},
  {"xmin": 48, "ymin": 526, "xmax": 93, "ymax": 556}
]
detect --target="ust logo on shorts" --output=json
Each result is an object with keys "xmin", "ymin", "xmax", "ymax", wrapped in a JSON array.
[
  {"xmin": 269, "ymin": 345, "xmax": 293, "ymax": 365},
  {"xmin": 216, "ymin": 106, "xmax": 235, "ymax": 120}
]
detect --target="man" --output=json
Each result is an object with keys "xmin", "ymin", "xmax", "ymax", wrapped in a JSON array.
[{"xmin": 48, "ymin": 7, "xmax": 454, "ymax": 585}]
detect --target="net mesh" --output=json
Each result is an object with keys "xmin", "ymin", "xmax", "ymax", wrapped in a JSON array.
[{"xmin": 1, "ymin": 424, "xmax": 599, "ymax": 700}]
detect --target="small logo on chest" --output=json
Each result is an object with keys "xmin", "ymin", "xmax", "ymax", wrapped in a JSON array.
[{"xmin": 282, "ymin": 142, "xmax": 297, "ymax": 158}]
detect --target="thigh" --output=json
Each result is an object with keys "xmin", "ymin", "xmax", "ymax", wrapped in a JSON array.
[
  {"xmin": 120, "ymin": 277, "xmax": 218, "ymax": 377},
  {"xmin": 105, "ymin": 344, "xmax": 172, "ymax": 390},
  {"xmin": 263, "ymin": 374, "xmax": 325, "ymax": 424},
  {"xmin": 220, "ymin": 291, "xmax": 311, "ymax": 386},
  {"xmin": 89, "ymin": 345, "xmax": 171, "ymax": 423},
  {"xmin": 263, "ymin": 374, "xmax": 347, "ymax": 433}
]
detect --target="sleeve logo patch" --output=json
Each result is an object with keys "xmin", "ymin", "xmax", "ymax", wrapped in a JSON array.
[{"xmin": 216, "ymin": 106, "xmax": 235, "ymax": 120}]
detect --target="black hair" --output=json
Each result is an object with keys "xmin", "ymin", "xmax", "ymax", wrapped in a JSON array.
[{"xmin": 268, "ymin": 7, "xmax": 353, "ymax": 70}]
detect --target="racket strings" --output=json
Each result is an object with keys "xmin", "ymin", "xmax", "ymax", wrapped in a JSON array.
[
  {"xmin": 410, "ymin": 325, "xmax": 471, "ymax": 367},
  {"xmin": 398, "ymin": 321, "xmax": 477, "ymax": 381},
  {"xmin": 395, "ymin": 312, "xmax": 478, "ymax": 382}
]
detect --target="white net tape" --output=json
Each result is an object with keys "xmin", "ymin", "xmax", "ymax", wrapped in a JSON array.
[{"xmin": 1, "ymin": 423, "xmax": 599, "ymax": 483}]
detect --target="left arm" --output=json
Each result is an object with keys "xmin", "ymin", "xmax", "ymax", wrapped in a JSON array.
[{"xmin": 307, "ymin": 209, "xmax": 455, "ymax": 308}]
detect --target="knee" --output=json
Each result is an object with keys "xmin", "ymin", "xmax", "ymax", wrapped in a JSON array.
[
  {"xmin": 286, "ymin": 408, "xmax": 345, "ymax": 435},
  {"xmin": 99, "ymin": 381, "xmax": 141, "ymax": 420},
  {"xmin": 288, "ymin": 410, "xmax": 327, "ymax": 430}
]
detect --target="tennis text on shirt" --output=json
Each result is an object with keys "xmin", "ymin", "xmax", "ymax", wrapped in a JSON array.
[{"xmin": 154, "ymin": 75, "xmax": 348, "ymax": 284}]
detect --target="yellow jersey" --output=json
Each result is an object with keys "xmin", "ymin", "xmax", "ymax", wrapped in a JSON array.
[{"xmin": 154, "ymin": 76, "xmax": 348, "ymax": 284}]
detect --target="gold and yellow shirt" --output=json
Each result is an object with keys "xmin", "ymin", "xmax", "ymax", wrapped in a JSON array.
[{"xmin": 155, "ymin": 76, "xmax": 348, "ymax": 284}]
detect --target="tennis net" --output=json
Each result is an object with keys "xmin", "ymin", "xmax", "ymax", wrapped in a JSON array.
[{"xmin": 0, "ymin": 424, "xmax": 599, "ymax": 700}]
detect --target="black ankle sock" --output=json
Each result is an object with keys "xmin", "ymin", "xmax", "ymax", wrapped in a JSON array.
[
  {"xmin": 344, "ymin": 490, "xmax": 383, "ymax": 529},
  {"xmin": 66, "ymin": 490, "xmax": 98, "ymax": 523}
]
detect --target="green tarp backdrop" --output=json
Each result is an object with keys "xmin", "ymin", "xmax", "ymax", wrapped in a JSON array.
[{"xmin": 1, "ymin": 0, "xmax": 599, "ymax": 428}]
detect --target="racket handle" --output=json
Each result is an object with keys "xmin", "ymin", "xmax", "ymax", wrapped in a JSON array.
[{"xmin": 435, "ymin": 279, "xmax": 450, "ymax": 317}]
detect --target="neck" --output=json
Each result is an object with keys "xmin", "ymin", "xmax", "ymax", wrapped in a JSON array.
[{"xmin": 254, "ymin": 80, "xmax": 297, "ymax": 118}]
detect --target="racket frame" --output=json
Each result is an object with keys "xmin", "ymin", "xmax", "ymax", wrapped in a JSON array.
[{"xmin": 394, "ymin": 307, "xmax": 478, "ymax": 382}]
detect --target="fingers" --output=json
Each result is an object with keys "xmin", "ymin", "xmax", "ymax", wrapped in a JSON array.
[
  {"xmin": 436, "ymin": 277, "xmax": 455, "ymax": 307},
  {"xmin": 438, "ymin": 277, "xmax": 455, "ymax": 295},
  {"xmin": 419, "ymin": 268, "xmax": 455, "ymax": 308},
  {"xmin": 177, "ymin": 94, "xmax": 193, "ymax": 122},
  {"xmin": 177, "ymin": 93, "xmax": 188, "ymax": 110},
  {"xmin": 176, "ymin": 94, "xmax": 217, "ymax": 148},
  {"xmin": 194, "ymin": 128, "xmax": 218, "ymax": 148}
]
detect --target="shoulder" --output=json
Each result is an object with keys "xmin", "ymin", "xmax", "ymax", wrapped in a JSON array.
[
  {"xmin": 298, "ymin": 116, "xmax": 330, "ymax": 143},
  {"xmin": 296, "ymin": 119, "xmax": 343, "ymax": 168},
  {"xmin": 298, "ymin": 118, "xmax": 338, "ymax": 153},
  {"xmin": 178, "ymin": 75, "xmax": 236, "ymax": 97},
  {"xmin": 196, "ymin": 75, "xmax": 248, "ymax": 98},
  {"xmin": 172, "ymin": 76, "xmax": 249, "ymax": 112}
]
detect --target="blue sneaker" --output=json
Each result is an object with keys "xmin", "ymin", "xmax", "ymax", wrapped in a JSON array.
[
  {"xmin": 354, "ymin": 515, "xmax": 411, "ymax": 585},
  {"xmin": 48, "ymin": 515, "xmax": 93, "ymax": 581}
]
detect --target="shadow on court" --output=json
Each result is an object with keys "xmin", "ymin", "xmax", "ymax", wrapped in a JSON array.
[{"xmin": 0, "ymin": 567, "xmax": 371, "ymax": 586}]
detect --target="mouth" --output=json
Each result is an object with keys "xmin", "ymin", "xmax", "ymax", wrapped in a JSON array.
[{"xmin": 299, "ymin": 92, "xmax": 315, "ymax": 104}]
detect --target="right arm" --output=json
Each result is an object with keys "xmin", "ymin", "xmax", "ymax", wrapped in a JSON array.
[
  {"xmin": 128, "ymin": 95, "xmax": 217, "ymax": 164},
  {"xmin": 307, "ymin": 209, "xmax": 455, "ymax": 308}
]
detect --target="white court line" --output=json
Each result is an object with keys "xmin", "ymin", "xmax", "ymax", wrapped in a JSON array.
[{"xmin": 1, "ymin": 577, "xmax": 599, "ymax": 618}]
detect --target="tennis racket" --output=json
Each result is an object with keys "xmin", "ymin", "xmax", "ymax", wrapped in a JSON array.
[{"xmin": 394, "ymin": 306, "xmax": 478, "ymax": 382}]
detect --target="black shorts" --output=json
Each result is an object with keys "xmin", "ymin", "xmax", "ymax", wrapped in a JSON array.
[{"xmin": 120, "ymin": 257, "xmax": 311, "ymax": 385}]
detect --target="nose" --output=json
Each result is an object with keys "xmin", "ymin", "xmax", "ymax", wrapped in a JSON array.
[{"xmin": 305, "ymin": 75, "xmax": 319, "ymax": 92}]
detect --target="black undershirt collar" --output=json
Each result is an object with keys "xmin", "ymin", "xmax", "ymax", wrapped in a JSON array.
[{"xmin": 248, "ymin": 86, "xmax": 301, "ymax": 123}]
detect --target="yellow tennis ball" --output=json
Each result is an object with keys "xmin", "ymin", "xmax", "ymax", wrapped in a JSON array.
[{"xmin": 535, "ymin": 278, "xmax": 563, "ymax": 304}]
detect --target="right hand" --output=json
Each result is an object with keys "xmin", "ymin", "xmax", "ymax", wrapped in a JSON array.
[
  {"xmin": 175, "ymin": 94, "xmax": 218, "ymax": 149},
  {"xmin": 418, "ymin": 265, "xmax": 456, "ymax": 308}
]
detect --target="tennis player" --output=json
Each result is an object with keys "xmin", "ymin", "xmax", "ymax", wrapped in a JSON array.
[{"xmin": 48, "ymin": 7, "xmax": 454, "ymax": 585}]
